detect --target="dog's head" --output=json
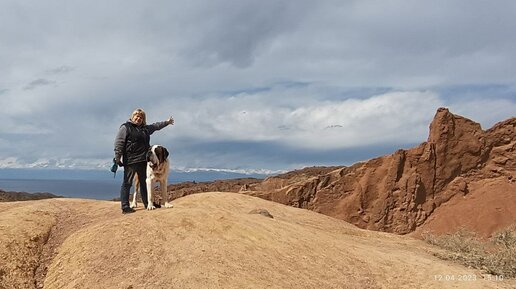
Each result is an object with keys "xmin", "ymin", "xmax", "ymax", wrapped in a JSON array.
[{"xmin": 146, "ymin": 145, "xmax": 169, "ymax": 168}]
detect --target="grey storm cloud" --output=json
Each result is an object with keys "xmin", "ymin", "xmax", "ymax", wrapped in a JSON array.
[{"xmin": 176, "ymin": 0, "xmax": 316, "ymax": 68}]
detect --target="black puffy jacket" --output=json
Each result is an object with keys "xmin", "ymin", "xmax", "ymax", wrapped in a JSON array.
[{"xmin": 114, "ymin": 120, "xmax": 170, "ymax": 165}]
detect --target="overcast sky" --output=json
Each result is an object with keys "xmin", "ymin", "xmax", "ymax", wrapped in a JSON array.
[{"xmin": 1, "ymin": 0, "xmax": 515, "ymax": 174}]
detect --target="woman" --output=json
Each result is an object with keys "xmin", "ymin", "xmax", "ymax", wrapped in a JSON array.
[{"xmin": 114, "ymin": 108, "xmax": 174, "ymax": 214}]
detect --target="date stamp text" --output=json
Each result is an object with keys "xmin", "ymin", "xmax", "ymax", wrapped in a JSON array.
[{"xmin": 433, "ymin": 274, "xmax": 504, "ymax": 281}]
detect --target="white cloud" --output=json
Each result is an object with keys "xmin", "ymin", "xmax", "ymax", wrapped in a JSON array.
[{"xmin": 168, "ymin": 90, "xmax": 443, "ymax": 149}]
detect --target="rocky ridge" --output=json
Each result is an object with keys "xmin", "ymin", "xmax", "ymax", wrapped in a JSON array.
[
  {"xmin": 0, "ymin": 189, "xmax": 62, "ymax": 202},
  {"xmin": 166, "ymin": 108, "xmax": 515, "ymax": 236}
]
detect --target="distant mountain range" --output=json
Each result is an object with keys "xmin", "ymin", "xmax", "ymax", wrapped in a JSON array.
[{"xmin": 0, "ymin": 168, "xmax": 269, "ymax": 183}]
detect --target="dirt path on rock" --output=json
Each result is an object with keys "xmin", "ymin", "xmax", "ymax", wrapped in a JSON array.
[{"xmin": 33, "ymin": 199, "xmax": 122, "ymax": 288}]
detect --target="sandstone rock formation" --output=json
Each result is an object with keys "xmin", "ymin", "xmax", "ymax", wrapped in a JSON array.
[{"xmin": 217, "ymin": 108, "xmax": 515, "ymax": 235}]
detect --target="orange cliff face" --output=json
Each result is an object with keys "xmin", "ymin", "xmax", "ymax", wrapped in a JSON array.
[{"xmin": 236, "ymin": 108, "xmax": 515, "ymax": 236}]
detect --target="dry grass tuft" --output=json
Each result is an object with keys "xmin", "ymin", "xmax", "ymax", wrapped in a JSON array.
[{"xmin": 422, "ymin": 226, "xmax": 516, "ymax": 278}]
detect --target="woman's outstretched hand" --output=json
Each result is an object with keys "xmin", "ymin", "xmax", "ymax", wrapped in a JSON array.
[{"xmin": 167, "ymin": 116, "xmax": 174, "ymax": 125}]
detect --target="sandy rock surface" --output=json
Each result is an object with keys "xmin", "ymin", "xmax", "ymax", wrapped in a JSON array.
[{"xmin": 1, "ymin": 193, "xmax": 514, "ymax": 289}]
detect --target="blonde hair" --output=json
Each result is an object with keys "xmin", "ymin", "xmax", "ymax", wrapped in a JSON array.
[{"xmin": 130, "ymin": 108, "xmax": 147, "ymax": 125}]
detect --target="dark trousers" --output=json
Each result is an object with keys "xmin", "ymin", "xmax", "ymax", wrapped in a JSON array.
[{"xmin": 120, "ymin": 162, "xmax": 148, "ymax": 209}]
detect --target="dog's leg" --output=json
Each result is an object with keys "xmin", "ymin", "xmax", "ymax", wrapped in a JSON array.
[
  {"xmin": 146, "ymin": 177, "xmax": 156, "ymax": 210},
  {"xmin": 130, "ymin": 173, "xmax": 139, "ymax": 208},
  {"xmin": 130, "ymin": 188, "xmax": 138, "ymax": 208},
  {"xmin": 163, "ymin": 178, "xmax": 173, "ymax": 208}
]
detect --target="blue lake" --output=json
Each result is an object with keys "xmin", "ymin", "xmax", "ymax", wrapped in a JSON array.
[
  {"xmin": 0, "ymin": 179, "xmax": 122, "ymax": 200},
  {"xmin": 0, "ymin": 168, "xmax": 266, "ymax": 200}
]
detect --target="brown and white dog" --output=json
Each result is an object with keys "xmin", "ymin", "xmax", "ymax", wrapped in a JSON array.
[{"xmin": 130, "ymin": 145, "xmax": 172, "ymax": 209}]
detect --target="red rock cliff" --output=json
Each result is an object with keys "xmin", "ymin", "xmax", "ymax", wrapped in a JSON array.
[{"xmin": 243, "ymin": 108, "xmax": 515, "ymax": 234}]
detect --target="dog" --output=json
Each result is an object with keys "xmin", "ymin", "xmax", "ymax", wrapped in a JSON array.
[{"xmin": 129, "ymin": 145, "xmax": 173, "ymax": 210}]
